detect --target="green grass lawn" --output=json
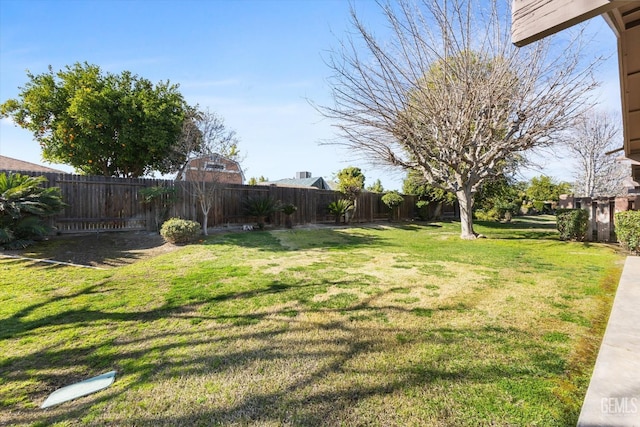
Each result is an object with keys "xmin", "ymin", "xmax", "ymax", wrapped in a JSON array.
[{"xmin": 0, "ymin": 217, "xmax": 625, "ymax": 426}]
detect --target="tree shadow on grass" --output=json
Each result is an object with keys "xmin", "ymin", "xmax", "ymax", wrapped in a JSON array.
[
  {"xmin": 207, "ymin": 226, "xmax": 386, "ymax": 252},
  {"xmin": 1, "ymin": 275, "xmax": 581, "ymax": 427},
  {"xmin": 1, "ymin": 231, "xmax": 174, "ymax": 268},
  {"xmin": 1, "ymin": 221, "xmax": 594, "ymax": 426},
  {"xmin": 3, "ymin": 320, "xmax": 573, "ymax": 426},
  {"xmin": 474, "ymin": 218, "xmax": 560, "ymax": 241}
]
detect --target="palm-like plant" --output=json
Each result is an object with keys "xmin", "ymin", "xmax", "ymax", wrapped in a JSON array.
[
  {"xmin": 0, "ymin": 172, "xmax": 65, "ymax": 248},
  {"xmin": 243, "ymin": 197, "xmax": 281, "ymax": 230},
  {"xmin": 281, "ymin": 203, "xmax": 297, "ymax": 229},
  {"xmin": 327, "ymin": 199, "xmax": 354, "ymax": 224}
]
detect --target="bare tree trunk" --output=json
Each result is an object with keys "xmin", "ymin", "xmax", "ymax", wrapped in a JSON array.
[
  {"xmin": 456, "ymin": 186, "xmax": 476, "ymax": 240},
  {"xmin": 351, "ymin": 199, "xmax": 358, "ymax": 224},
  {"xmin": 199, "ymin": 196, "xmax": 210, "ymax": 236},
  {"xmin": 202, "ymin": 210, "xmax": 209, "ymax": 235}
]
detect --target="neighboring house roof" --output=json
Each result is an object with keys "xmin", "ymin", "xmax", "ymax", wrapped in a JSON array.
[
  {"xmin": 260, "ymin": 176, "xmax": 332, "ymax": 190},
  {"xmin": 0, "ymin": 155, "xmax": 65, "ymax": 173}
]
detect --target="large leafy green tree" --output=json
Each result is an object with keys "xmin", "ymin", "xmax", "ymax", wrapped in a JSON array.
[
  {"xmin": 0, "ymin": 172, "xmax": 65, "ymax": 248},
  {"xmin": 366, "ymin": 179, "xmax": 384, "ymax": 193},
  {"xmin": 526, "ymin": 175, "xmax": 571, "ymax": 204},
  {"xmin": 1, "ymin": 62, "xmax": 190, "ymax": 177}
]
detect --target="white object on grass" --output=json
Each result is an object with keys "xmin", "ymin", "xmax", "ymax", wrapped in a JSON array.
[{"xmin": 41, "ymin": 370, "xmax": 116, "ymax": 409}]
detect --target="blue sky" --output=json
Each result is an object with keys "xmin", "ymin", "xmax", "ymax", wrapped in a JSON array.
[{"xmin": 0, "ymin": 0, "xmax": 623, "ymax": 190}]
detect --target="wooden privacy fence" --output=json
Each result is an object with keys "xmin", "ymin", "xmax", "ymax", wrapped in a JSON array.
[
  {"xmin": 2, "ymin": 170, "xmax": 444, "ymax": 233},
  {"xmin": 175, "ymin": 183, "xmax": 420, "ymax": 228},
  {"xmin": 5, "ymin": 172, "xmax": 162, "ymax": 233}
]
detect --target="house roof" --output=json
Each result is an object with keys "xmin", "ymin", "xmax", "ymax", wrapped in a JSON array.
[
  {"xmin": 260, "ymin": 176, "xmax": 332, "ymax": 190},
  {"xmin": 0, "ymin": 155, "xmax": 65, "ymax": 173}
]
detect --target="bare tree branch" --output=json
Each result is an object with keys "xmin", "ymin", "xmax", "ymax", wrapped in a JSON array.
[{"xmin": 563, "ymin": 110, "xmax": 628, "ymax": 197}]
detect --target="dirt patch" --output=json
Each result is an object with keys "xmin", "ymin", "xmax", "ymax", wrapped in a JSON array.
[{"xmin": 1, "ymin": 231, "xmax": 181, "ymax": 268}]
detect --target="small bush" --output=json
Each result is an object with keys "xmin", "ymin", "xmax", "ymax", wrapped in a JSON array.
[
  {"xmin": 532, "ymin": 201, "xmax": 545, "ymax": 213},
  {"xmin": 474, "ymin": 208, "xmax": 500, "ymax": 222},
  {"xmin": 281, "ymin": 203, "xmax": 297, "ymax": 229},
  {"xmin": 615, "ymin": 211, "xmax": 640, "ymax": 253},
  {"xmin": 160, "ymin": 218, "xmax": 201, "ymax": 244},
  {"xmin": 382, "ymin": 191, "xmax": 404, "ymax": 220},
  {"xmin": 281, "ymin": 203, "xmax": 297, "ymax": 216},
  {"xmin": 556, "ymin": 209, "xmax": 589, "ymax": 241},
  {"xmin": 415, "ymin": 200, "xmax": 430, "ymax": 220},
  {"xmin": 382, "ymin": 191, "xmax": 404, "ymax": 209}
]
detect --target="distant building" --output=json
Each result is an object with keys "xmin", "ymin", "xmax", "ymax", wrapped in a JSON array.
[
  {"xmin": 260, "ymin": 171, "xmax": 332, "ymax": 190},
  {"xmin": 0, "ymin": 155, "xmax": 65, "ymax": 173},
  {"xmin": 178, "ymin": 154, "xmax": 244, "ymax": 185}
]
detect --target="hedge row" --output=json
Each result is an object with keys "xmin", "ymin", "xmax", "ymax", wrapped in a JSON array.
[
  {"xmin": 615, "ymin": 210, "xmax": 640, "ymax": 254},
  {"xmin": 556, "ymin": 209, "xmax": 589, "ymax": 242}
]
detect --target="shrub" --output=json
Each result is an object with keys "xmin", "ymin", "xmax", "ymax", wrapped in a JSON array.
[
  {"xmin": 556, "ymin": 209, "xmax": 589, "ymax": 241},
  {"xmin": 281, "ymin": 203, "xmax": 297, "ymax": 216},
  {"xmin": 416, "ymin": 200, "xmax": 431, "ymax": 221},
  {"xmin": 382, "ymin": 191, "xmax": 404, "ymax": 209},
  {"xmin": 615, "ymin": 211, "xmax": 640, "ymax": 253},
  {"xmin": 474, "ymin": 208, "xmax": 500, "ymax": 222},
  {"xmin": 160, "ymin": 218, "xmax": 201, "ymax": 244},
  {"xmin": 532, "ymin": 201, "xmax": 545, "ymax": 214},
  {"xmin": 281, "ymin": 203, "xmax": 297, "ymax": 229},
  {"xmin": 415, "ymin": 200, "xmax": 430, "ymax": 220},
  {"xmin": 382, "ymin": 191, "xmax": 404, "ymax": 220}
]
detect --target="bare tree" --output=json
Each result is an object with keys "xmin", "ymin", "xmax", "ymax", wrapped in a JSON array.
[
  {"xmin": 180, "ymin": 109, "xmax": 241, "ymax": 235},
  {"xmin": 563, "ymin": 110, "xmax": 628, "ymax": 197},
  {"xmin": 319, "ymin": 0, "xmax": 600, "ymax": 239}
]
